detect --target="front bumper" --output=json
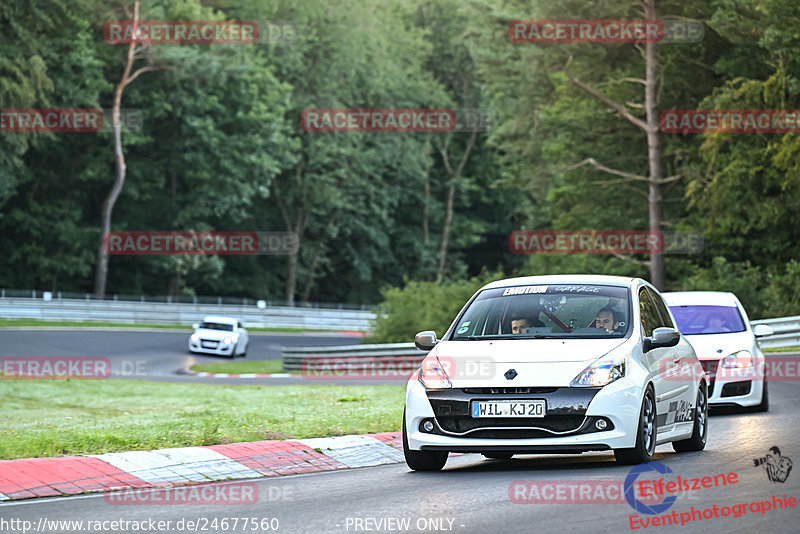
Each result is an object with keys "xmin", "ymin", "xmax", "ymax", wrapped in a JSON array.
[
  {"xmin": 189, "ymin": 339, "xmax": 235, "ymax": 356},
  {"xmin": 702, "ymin": 359, "xmax": 765, "ymax": 408},
  {"xmin": 405, "ymin": 377, "xmax": 642, "ymax": 452}
]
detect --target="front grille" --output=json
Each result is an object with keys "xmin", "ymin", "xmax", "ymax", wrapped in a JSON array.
[
  {"xmin": 448, "ymin": 428, "xmax": 571, "ymax": 439},
  {"xmin": 461, "ymin": 387, "xmax": 558, "ymax": 395},
  {"xmin": 425, "ymin": 388, "xmax": 607, "ymax": 439},
  {"xmin": 427, "ymin": 387, "xmax": 600, "ymax": 419},
  {"xmin": 436, "ymin": 414, "xmax": 585, "ymax": 434}
]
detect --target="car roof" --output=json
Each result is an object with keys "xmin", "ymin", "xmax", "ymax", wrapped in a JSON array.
[
  {"xmin": 201, "ymin": 316, "xmax": 239, "ymax": 324},
  {"xmin": 481, "ymin": 274, "xmax": 637, "ymax": 291},
  {"xmin": 661, "ymin": 291, "xmax": 739, "ymax": 307}
]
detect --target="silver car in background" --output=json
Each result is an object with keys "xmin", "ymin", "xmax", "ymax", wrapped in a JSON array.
[
  {"xmin": 188, "ymin": 316, "xmax": 249, "ymax": 357},
  {"xmin": 663, "ymin": 291, "xmax": 773, "ymax": 411}
]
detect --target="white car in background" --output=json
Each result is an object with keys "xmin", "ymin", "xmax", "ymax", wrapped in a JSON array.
[
  {"xmin": 663, "ymin": 291, "xmax": 772, "ymax": 412},
  {"xmin": 404, "ymin": 275, "xmax": 707, "ymax": 471},
  {"xmin": 188, "ymin": 316, "xmax": 249, "ymax": 357}
]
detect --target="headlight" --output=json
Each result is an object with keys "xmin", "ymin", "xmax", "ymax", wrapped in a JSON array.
[
  {"xmin": 571, "ymin": 354, "xmax": 625, "ymax": 387},
  {"xmin": 721, "ymin": 350, "xmax": 753, "ymax": 368},
  {"xmin": 418, "ymin": 356, "xmax": 452, "ymax": 389},
  {"xmin": 190, "ymin": 333, "xmax": 199, "ymax": 341},
  {"xmin": 222, "ymin": 336, "xmax": 233, "ymax": 345}
]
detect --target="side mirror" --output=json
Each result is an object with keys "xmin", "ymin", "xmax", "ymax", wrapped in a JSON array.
[
  {"xmin": 643, "ymin": 327, "xmax": 680, "ymax": 352},
  {"xmin": 414, "ymin": 330, "xmax": 438, "ymax": 351},
  {"xmin": 193, "ymin": 323, "xmax": 200, "ymax": 329},
  {"xmin": 753, "ymin": 324, "xmax": 774, "ymax": 338}
]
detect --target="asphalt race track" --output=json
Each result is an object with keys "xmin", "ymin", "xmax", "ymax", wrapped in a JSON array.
[
  {"xmin": 1, "ymin": 343, "xmax": 799, "ymax": 533},
  {"xmin": 0, "ymin": 329, "xmax": 361, "ymax": 385}
]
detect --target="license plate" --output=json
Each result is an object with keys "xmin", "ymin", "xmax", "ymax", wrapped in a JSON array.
[
  {"xmin": 471, "ymin": 400, "xmax": 546, "ymax": 418},
  {"xmin": 202, "ymin": 341, "xmax": 218, "ymax": 348}
]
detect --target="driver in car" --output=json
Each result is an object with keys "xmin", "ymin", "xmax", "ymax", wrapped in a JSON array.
[
  {"xmin": 705, "ymin": 313, "xmax": 731, "ymax": 333},
  {"xmin": 511, "ymin": 313, "xmax": 545, "ymax": 334},
  {"xmin": 594, "ymin": 306, "xmax": 624, "ymax": 333}
]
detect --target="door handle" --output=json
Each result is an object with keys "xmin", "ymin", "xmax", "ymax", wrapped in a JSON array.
[{"xmin": 673, "ymin": 356, "xmax": 681, "ymax": 363}]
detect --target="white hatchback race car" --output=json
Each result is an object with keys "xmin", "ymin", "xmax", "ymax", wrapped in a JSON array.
[
  {"xmin": 403, "ymin": 275, "xmax": 708, "ymax": 471},
  {"xmin": 188, "ymin": 316, "xmax": 249, "ymax": 357},
  {"xmin": 663, "ymin": 291, "xmax": 772, "ymax": 411}
]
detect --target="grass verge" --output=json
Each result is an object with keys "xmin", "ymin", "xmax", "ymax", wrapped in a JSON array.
[
  {"xmin": 763, "ymin": 346, "xmax": 800, "ymax": 352},
  {"xmin": 0, "ymin": 379, "xmax": 404, "ymax": 460},
  {"xmin": 0, "ymin": 318, "xmax": 353, "ymax": 333},
  {"xmin": 189, "ymin": 360, "xmax": 288, "ymax": 374}
]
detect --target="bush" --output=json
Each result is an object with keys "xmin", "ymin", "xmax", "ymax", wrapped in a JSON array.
[
  {"xmin": 368, "ymin": 271, "xmax": 503, "ymax": 343},
  {"xmin": 368, "ymin": 259, "xmax": 800, "ymax": 344},
  {"xmin": 678, "ymin": 257, "xmax": 800, "ymax": 319}
]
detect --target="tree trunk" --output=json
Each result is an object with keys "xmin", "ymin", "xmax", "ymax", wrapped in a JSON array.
[
  {"xmin": 423, "ymin": 166, "xmax": 430, "ymax": 245},
  {"xmin": 168, "ymin": 271, "xmax": 181, "ymax": 297},
  {"xmin": 300, "ymin": 211, "xmax": 337, "ymax": 303},
  {"xmin": 93, "ymin": 7, "xmax": 136, "ymax": 297},
  {"xmin": 437, "ymin": 130, "xmax": 477, "ymax": 277},
  {"xmin": 564, "ymin": 0, "xmax": 668, "ymax": 287},
  {"xmin": 299, "ymin": 247, "xmax": 320, "ymax": 304},
  {"xmin": 93, "ymin": 1, "xmax": 162, "ymax": 296},
  {"xmin": 285, "ymin": 249, "xmax": 298, "ymax": 306},
  {"xmin": 275, "ymin": 176, "xmax": 305, "ymax": 306},
  {"xmin": 644, "ymin": 0, "xmax": 665, "ymax": 289},
  {"xmin": 437, "ymin": 177, "xmax": 456, "ymax": 276}
]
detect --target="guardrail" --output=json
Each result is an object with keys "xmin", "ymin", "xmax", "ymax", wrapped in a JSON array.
[
  {"xmin": 282, "ymin": 316, "xmax": 800, "ymax": 370},
  {"xmin": 750, "ymin": 315, "xmax": 800, "ymax": 349},
  {"xmin": 0, "ymin": 289, "xmax": 368, "ymax": 309},
  {"xmin": 282, "ymin": 343, "xmax": 421, "ymax": 371},
  {"xmin": 0, "ymin": 297, "xmax": 376, "ymax": 331}
]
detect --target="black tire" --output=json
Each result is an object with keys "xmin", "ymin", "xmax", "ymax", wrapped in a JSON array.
[
  {"xmin": 402, "ymin": 409, "xmax": 448, "ymax": 471},
  {"xmin": 615, "ymin": 385, "xmax": 657, "ymax": 465},
  {"xmin": 240, "ymin": 342, "xmax": 248, "ymax": 358},
  {"xmin": 482, "ymin": 453, "xmax": 514, "ymax": 460},
  {"xmin": 673, "ymin": 383, "xmax": 708, "ymax": 452},
  {"xmin": 755, "ymin": 379, "xmax": 769, "ymax": 412}
]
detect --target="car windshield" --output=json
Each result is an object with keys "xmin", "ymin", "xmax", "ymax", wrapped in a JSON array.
[
  {"xmin": 199, "ymin": 322, "xmax": 235, "ymax": 331},
  {"xmin": 450, "ymin": 284, "xmax": 631, "ymax": 340},
  {"xmin": 668, "ymin": 305, "xmax": 745, "ymax": 334}
]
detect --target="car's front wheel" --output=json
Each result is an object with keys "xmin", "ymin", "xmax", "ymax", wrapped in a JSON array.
[
  {"xmin": 673, "ymin": 383, "xmax": 708, "ymax": 452},
  {"xmin": 402, "ymin": 409, "xmax": 448, "ymax": 471},
  {"xmin": 614, "ymin": 385, "xmax": 657, "ymax": 465}
]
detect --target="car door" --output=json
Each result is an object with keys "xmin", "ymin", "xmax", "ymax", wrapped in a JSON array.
[
  {"xmin": 638, "ymin": 287, "xmax": 681, "ymax": 431},
  {"xmin": 647, "ymin": 287, "xmax": 695, "ymax": 427}
]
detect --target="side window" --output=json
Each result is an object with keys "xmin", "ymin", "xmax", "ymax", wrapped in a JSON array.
[
  {"xmin": 638, "ymin": 288, "xmax": 660, "ymax": 337},
  {"xmin": 647, "ymin": 288, "xmax": 675, "ymax": 329}
]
